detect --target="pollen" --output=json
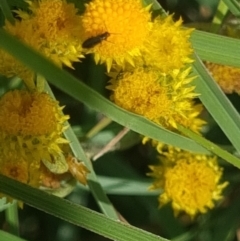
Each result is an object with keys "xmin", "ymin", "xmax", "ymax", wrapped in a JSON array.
[
  {"xmin": 148, "ymin": 149, "xmax": 228, "ymax": 218},
  {"xmin": 81, "ymin": 0, "xmax": 152, "ymax": 71}
]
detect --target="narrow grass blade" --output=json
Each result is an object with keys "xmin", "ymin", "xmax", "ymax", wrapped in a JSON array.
[
  {"xmin": 0, "ymin": 230, "xmax": 27, "ymax": 241},
  {"xmin": 178, "ymin": 125, "xmax": 240, "ymax": 169},
  {"xmin": 0, "ymin": 175, "xmax": 169, "ymax": 241},
  {"xmin": 78, "ymin": 176, "xmax": 160, "ymax": 195},
  {"xmin": 192, "ymin": 53, "xmax": 240, "ymax": 154},
  {"xmin": 223, "ymin": 0, "xmax": 240, "ymax": 16},
  {"xmin": 210, "ymin": 0, "xmax": 228, "ymax": 33},
  {"xmin": 0, "ymin": 0, "xmax": 15, "ymax": 24},
  {"xmin": 191, "ymin": 30, "xmax": 240, "ymax": 68}
]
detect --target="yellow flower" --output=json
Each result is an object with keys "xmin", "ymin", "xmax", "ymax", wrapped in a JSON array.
[
  {"xmin": 18, "ymin": 0, "xmax": 84, "ymax": 68},
  {"xmin": 0, "ymin": 90, "xmax": 69, "ymax": 170},
  {"xmin": 108, "ymin": 67, "xmax": 204, "ymax": 132},
  {"xmin": 205, "ymin": 62, "xmax": 240, "ymax": 94},
  {"xmin": 0, "ymin": 0, "xmax": 84, "ymax": 89},
  {"xmin": 142, "ymin": 15, "xmax": 194, "ymax": 74},
  {"xmin": 80, "ymin": 0, "xmax": 152, "ymax": 71},
  {"xmin": 148, "ymin": 149, "xmax": 228, "ymax": 218}
]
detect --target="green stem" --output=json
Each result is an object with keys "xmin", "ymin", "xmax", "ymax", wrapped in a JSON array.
[{"xmin": 85, "ymin": 117, "xmax": 112, "ymax": 139}]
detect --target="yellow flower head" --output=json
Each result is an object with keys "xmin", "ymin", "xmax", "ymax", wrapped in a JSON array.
[
  {"xmin": 0, "ymin": 0, "xmax": 84, "ymax": 89},
  {"xmin": 19, "ymin": 0, "xmax": 84, "ymax": 68},
  {"xmin": 141, "ymin": 15, "xmax": 194, "ymax": 74},
  {"xmin": 205, "ymin": 62, "xmax": 240, "ymax": 94},
  {"xmin": 108, "ymin": 67, "xmax": 204, "ymax": 132},
  {"xmin": 148, "ymin": 149, "xmax": 228, "ymax": 218},
  {"xmin": 0, "ymin": 90, "xmax": 69, "ymax": 168},
  {"xmin": 81, "ymin": 0, "xmax": 152, "ymax": 71}
]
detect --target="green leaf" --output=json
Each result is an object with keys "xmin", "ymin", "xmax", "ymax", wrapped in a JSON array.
[
  {"xmin": 192, "ymin": 53, "xmax": 240, "ymax": 154},
  {"xmin": 0, "ymin": 230, "xmax": 27, "ymax": 241},
  {"xmin": 0, "ymin": 175, "xmax": 169, "ymax": 241},
  {"xmin": 78, "ymin": 176, "xmax": 160, "ymax": 195},
  {"xmin": 0, "ymin": 0, "xmax": 15, "ymax": 24},
  {"xmin": 191, "ymin": 30, "xmax": 240, "ymax": 68},
  {"xmin": 4, "ymin": 0, "xmax": 28, "ymax": 9},
  {"xmin": 223, "ymin": 0, "xmax": 240, "ymax": 16},
  {"xmin": 210, "ymin": 0, "xmax": 228, "ymax": 33}
]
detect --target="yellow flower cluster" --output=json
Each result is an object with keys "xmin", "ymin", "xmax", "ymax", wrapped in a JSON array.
[
  {"xmin": 0, "ymin": 90, "xmax": 88, "ymax": 202},
  {"xmin": 79, "ymin": 0, "xmax": 229, "ymax": 217},
  {"xmin": 0, "ymin": 0, "xmax": 95, "ymax": 203},
  {"xmin": 0, "ymin": 0, "xmax": 204, "ymax": 134},
  {"xmin": 84, "ymin": 0, "xmax": 204, "ymax": 134},
  {"xmin": 148, "ymin": 148, "xmax": 228, "ymax": 218},
  {"xmin": 80, "ymin": 0, "xmax": 227, "ymax": 217},
  {"xmin": 0, "ymin": 0, "xmax": 228, "ymax": 217}
]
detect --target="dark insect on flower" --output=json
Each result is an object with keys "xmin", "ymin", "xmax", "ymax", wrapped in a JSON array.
[{"xmin": 82, "ymin": 32, "xmax": 110, "ymax": 48}]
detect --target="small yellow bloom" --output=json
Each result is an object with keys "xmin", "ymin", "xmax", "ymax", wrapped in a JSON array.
[
  {"xmin": 0, "ymin": 90, "xmax": 69, "ymax": 169},
  {"xmin": 108, "ymin": 67, "xmax": 204, "ymax": 132},
  {"xmin": 0, "ymin": 0, "xmax": 84, "ymax": 89},
  {"xmin": 81, "ymin": 0, "xmax": 152, "ymax": 71},
  {"xmin": 205, "ymin": 62, "xmax": 240, "ymax": 94},
  {"xmin": 19, "ymin": 0, "xmax": 84, "ymax": 68},
  {"xmin": 148, "ymin": 149, "xmax": 228, "ymax": 218},
  {"xmin": 142, "ymin": 15, "xmax": 194, "ymax": 74}
]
